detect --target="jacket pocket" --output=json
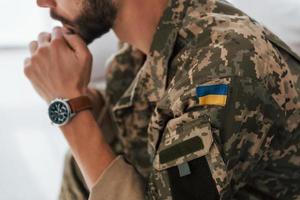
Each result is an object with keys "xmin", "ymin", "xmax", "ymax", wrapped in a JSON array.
[
  {"xmin": 153, "ymin": 116, "xmax": 213, "ymax": 171},
  {"xmin": 151, "ymin": 116, "xmax": 221, "ymax": 200}
]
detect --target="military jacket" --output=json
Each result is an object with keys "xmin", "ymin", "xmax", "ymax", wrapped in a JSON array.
[{"xmin": 105, "ymin": 0, "xmax": 300, "ymax": 199}]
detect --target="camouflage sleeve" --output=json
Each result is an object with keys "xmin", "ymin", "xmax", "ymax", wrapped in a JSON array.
[
  {"xmin": 59, "ymin": 43, "xmax": 146, "ymax": 200},
  {"xmin": 146, "ymin": 31, "xmax": 299, "ymax": 199},
  {"xmin": 87, "ymin": 45, "xmax": 148, "ymax": 200},
  {"xmin": 59, "ymin": 151, "xmax": 89, "ymax": 200},
  {"xmin": 149, "ymin": 74, "xmax": 280, "ymax": 199}
]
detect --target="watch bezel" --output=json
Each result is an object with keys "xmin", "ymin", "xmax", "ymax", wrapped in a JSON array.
[{"xmin": 48, "ymin": 98, "xmax": 74, "ymax": 127}]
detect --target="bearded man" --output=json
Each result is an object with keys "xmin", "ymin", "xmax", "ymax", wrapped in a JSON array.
[{"xmin": 24, "ymin": 0, "xmax": 300, "ymax": 199}]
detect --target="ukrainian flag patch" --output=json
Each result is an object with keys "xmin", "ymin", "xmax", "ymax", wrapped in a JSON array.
[{"xmin": 196, "ymin": 84, "xmax": 229, "ymax": 106}]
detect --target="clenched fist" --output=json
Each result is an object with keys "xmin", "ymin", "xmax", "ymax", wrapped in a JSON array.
[{"xmin": 24, "ymin": 27, "xmax": 93, "ymax": 103}]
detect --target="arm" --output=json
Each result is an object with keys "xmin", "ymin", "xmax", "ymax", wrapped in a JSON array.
[
  {"xmin": 64, "ymin": 110, "xmax": 145, "ymax": 200},
  {"xmin": 59, "ymin": 86, "xmax": 140, "ymax": 199},
  {"xmin": 60, "ymin": 109, "xmax": 115, "ymax": 189},
  {"xmin": 24, "ymin": 27, "xmax": 128, "ymax": 190}
]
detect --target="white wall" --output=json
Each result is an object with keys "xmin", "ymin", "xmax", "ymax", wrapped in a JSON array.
[
  {"xmin": 0, "ymin": 1, "xmax": 117, "ymax": 200},
  {"xmin": 0, "ymin": 0, "xmax": 50, "ymax": 47},
  {"xmin": 89, "ymin": 32, "xmax": 118, "ymax": 83}
]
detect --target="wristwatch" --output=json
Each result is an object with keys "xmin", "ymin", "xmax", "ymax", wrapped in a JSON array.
[{"xmin": 48, "ymin": 96, "xmax": 92, "ymax": 126}]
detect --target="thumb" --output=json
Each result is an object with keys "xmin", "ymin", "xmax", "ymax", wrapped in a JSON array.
[
  {"xmin": 52, "ymin": 27, "xmax": 63, "ymax": 40},
  {"xmin": 63, "ymin": 32, "xmax": 89, "ymax": 55}
]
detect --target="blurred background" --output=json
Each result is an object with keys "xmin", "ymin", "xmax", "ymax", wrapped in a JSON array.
[
  {"xmin": 0, "ymin": 0, "xmax": 299, "ymax": 199},
  {"xmin": 0, "ymin": 1, "xmax": 118, "ymax": 199}
]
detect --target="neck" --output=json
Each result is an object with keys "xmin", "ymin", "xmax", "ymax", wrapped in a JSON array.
[{"xmin": 112, "ymin": 0, "xmax": 169, "ymax": 54}]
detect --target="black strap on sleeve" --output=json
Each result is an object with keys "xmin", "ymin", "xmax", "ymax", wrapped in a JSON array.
[{"xmin": 167, "ymin": 156, "xmax": 220, "ymax": 200}]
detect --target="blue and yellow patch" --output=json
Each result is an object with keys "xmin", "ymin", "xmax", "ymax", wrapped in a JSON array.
[{"xmin": 196, "ymin": 84, "xmax": 229, "ymax": 106}]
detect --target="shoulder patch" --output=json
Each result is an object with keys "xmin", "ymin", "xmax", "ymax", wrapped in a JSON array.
[{"xmin": 196, "ymin": 84, "xmax": 229, "ymax": 106}]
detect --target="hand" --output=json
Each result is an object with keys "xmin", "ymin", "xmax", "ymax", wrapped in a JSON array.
[{"xmin": 24, "ymin": 27, "xmax": 93, "ymax": 103}]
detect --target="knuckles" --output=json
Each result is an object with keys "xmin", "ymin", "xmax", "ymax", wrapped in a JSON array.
[
  {"xmin": 30, "ymin": 55, "xmax": 39, "ymax": 66},
  {"xmin": 24, "ymin": 32, "xmax": 93, "ymax": 79},
  {"xmin": 23, "ymin": 55, "xmax": 40, "ymax": 78},
  {"xmin": 23, "ymin": 58, "xmax": 33, "ymax": 78},
  {"xmin": 24, "ymin": 34, "xmax": 66, "ymax": 79},
  {"xmin": 35, "ymin": 46, "xmax": 48, "ymax": 55},
  {"xmin": 33, "ymin": 38, "xmax": 63, "ymax": 56},
  {"xmin": 38, "ymin": 32, "xmax": 50, "ymax": 40},
  {"xmin": 50, "ymin": 38, "xmax": 64, "ymax": 48},
  {"xmin": 29, "ymin": 41, "xmax": 37, "ymax": 49}
]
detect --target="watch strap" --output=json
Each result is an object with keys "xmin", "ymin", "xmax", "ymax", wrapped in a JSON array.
[{"xmin": 68, "ymin": 96, "xmax": 93, "ymax": 113}]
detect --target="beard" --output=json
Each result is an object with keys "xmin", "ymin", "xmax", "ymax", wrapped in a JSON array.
[{"xmin": 50, "ymin": 0, "xmax": 117, "ymax": 44}]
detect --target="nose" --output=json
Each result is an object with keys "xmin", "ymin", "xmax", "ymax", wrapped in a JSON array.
[{"xmin": 37, "ymin": 0, "xmax": 56, "ymax": 8}]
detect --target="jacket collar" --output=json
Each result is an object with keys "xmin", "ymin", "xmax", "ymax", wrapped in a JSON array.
[{"xmin": 113, "ymin": 0, "xmax": 190, "ymax": 112}]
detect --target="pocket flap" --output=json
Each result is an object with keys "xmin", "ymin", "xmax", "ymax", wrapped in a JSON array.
[{"xmin": 153, "ymin": 120, "xmax": 213, "ymax": 171}]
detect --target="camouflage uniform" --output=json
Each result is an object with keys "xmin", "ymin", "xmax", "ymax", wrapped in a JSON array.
[{"xmin": 60, "ymin": 0, "xmax": 300, "ymax": 199}]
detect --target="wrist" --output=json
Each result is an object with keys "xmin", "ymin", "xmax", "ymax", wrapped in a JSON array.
[
  {"xmin": 65, "ymin": 87, "xmax": 89, "ymax": 99},
  {"xmin": 48, "ymin": 94, "xmax": 93, "ymax": 127},
  {"xmin": 48, "ymin": 88, "xmax": 89, "ymax": 103},
  {"xmin": 60, "ymin": 109, "xmax": 93, "ymax": 132}
]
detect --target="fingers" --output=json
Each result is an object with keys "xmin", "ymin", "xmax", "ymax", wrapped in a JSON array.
[
  {"xmin": 50, "ymin": 27, "xmax": 70, "ymax": 51},
  {"xmin": 29, "ymin": 31, "xmax": 50, "ymax": 55},
  {"xmin": 52, "ymin": 27, "xmax": 63, "ymax": 40},
  {"xmin": 38, "ymin": 32, "xmax": 51, "ymax": 46},
  {"xmin": 63, "ymin": 30, "xmax": 89, "ymax": 54},
  {"xmin": 28, "ymin": 27, "xmax": 89, "ymax": 59},
  {"xmin": 30, "ymin": 27, "xmax": 64, "ymax": 54},
  {"xmin": 29, "ymin": 41, "xmax": 38, "ymax": 55},
  {"xmin": 23, "ymin": 57, "xmax": 31, "ymax": 74}
]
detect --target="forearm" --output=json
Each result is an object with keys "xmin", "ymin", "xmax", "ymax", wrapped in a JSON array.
[{"xmin": 60, "ymin": 110, "xmax": 116, "ymax": 189}]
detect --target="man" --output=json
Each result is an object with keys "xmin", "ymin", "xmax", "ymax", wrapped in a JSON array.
[{"xmin": 24, "ymin": 0, "xmax": 300, "ymax": 199}]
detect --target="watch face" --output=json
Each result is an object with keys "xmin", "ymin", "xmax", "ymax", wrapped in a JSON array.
[{"xmin": 48, "ymin": 100, "xmax": 70, "ymax": 126}]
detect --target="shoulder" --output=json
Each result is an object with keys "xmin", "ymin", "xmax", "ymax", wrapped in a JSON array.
[
  {"xmin": 178, "ymin": 1, "xmax": 285, "ymax": 79},
  {"xmin": 166, "ymin": 1, "xmax": 291, "ymax": 111}
]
